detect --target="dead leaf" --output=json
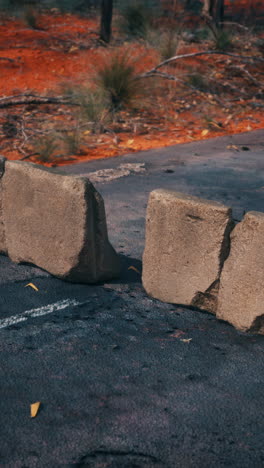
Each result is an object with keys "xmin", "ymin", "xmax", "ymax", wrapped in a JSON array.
[
  {"xmin": 69, "ymin": 45, "xmax": 78, "ymax": 53},
  {"xmin": 127, "ymin": 139, "xmax": 134, "ymax": 146},
  {"xmin": 170, "ymin": 330, "xmax": 185, "ymax": 338},
  {"xmin": 181, "ymin": 338, "xmax": 192, "ymax": 343},
  {"xmin": 224, "ymin": 114, "xmax": 233, "ymax": 124},
  {"xmin": 201, "ymin": 129, "xmax": 209, "ymax": 136},
  {"xmin": 209, "ymin": 121, "xmax": 222, "ymax": 129},
  {"xmin": 226, "ymin": 144, "xmax": 239, "ymax": 151},
  {"xmin": 128, "ymin": 266, "xmax": 140, "ymax": 274},
  {"xmin": 30, "ymin": 401, "xmax": 41, "ymax": 418},
  {"xmin": 25, "ymin": 283, "xmax": 39, "ymax": 291}
]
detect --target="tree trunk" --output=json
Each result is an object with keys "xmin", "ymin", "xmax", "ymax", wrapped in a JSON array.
[
  {"xmin": 202, "ymin": 0, "xmax": 224, "ymax": 28},
  {"xmin": 100, "ymin": 0, "xmax": 113, "ymax": 44}
]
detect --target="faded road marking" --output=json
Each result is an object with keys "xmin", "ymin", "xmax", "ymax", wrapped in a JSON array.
[
  {"xmin": 0, "ymin": 298, "xmax": 89, "ymax": 330},
  {"xmin": 84, "ymin": 163, "xmax": 145, "ymax": 183}
]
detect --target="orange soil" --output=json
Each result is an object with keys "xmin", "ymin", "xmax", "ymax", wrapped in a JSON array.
[{"xmin": 0, "ymin": 11, "xmax": 263, "ymax": 167}]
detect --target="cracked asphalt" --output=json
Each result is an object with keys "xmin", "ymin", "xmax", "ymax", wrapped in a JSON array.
[{"xmin": 0, "ymin": 130, "xmax": 264, "ymax": 467}]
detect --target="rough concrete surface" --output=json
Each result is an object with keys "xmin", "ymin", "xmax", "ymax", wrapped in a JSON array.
[
  {"xmin": 0, "ymin": 155, "xmax": 6, "ymax": 254},
  {"xmin": 142, "ymin": 189, "xmax": 233, "ymax": 311},
  {"xmin": 0, "ymin": 130, "xmax": 264, "ymax": 467},
  {"xmin": 217, "ymin": 211, "xmax": 264, "ymax": 333},
  {"xmin": 2, "ymin": 160, "xmax": 120, "ymax": 283}
]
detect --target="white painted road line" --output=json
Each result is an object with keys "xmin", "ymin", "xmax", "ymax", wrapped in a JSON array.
[{"xmin": 0, "ymin": 298, "xmax": 89, "ymax": 330}]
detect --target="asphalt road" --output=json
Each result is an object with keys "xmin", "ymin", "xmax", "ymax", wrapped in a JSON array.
[{"xmin": 1, "ymin": 130, "xmax": 264, "ymax": 467}]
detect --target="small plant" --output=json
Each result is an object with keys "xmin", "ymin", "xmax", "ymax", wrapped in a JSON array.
[
  {"xmin": 213, "ymin": 30, "xmax": 232, "ymax": 51},
  {"xmin": 146, "ymin": 28, "xmax": 179, "ymax": 60},
  {"xmin": 32, "ymin": 134, "xmax": 59, "ymax": 163},
  {"xmin": 78, "ymin": 89, "xmax": 110, "ymax": 132},
  {"xmin": 187, "ymin": 72, "xmax": 210, "ymax": 92},
  {"xmin": 96, "ymin": 53, "xmax": 141, "ymax": 112},
  {"xmin": 60, "ymin": 127, "xmax": 82, "ymax": 155},
  {"xmin": 192, "ymin": 27, "xmax": 210, "ymax": 42},
  {"xmin": 159, "ymin": 31, "xmax": 180, "ymax": 60},
  {"xmin": 61, "ymin": 84, "xmax": 110, "ymax": 133},
  {"xmin": 120, "ymin": 2, "xmax": 150, "ymax": 38},
  {"xmin": 23, "ymin": 8, "xmax": 39, "ymax": 30}
]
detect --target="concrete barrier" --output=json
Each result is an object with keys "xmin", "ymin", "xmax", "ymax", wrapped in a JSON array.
[
  {"xmin": 1, "ymin": 160, "xmax": 120, "ymax": 283},
  {"xmin": 217, "ymin": 211, "xmax": 264, "ymax": 334},
  {"xmin": 142, "ymin": 189, "xmax": 234, "ymax": 312}
]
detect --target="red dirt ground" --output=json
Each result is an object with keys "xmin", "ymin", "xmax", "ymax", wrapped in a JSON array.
[{"xmin": 0, "ymin": 8, "xmax": 263, "ymax": 167}]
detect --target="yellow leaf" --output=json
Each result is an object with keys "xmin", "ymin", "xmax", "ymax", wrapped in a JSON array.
[
  {"xmin": 226, "ymin": 144, "xmax": 239, "ymax": 151},
  {"xmin": 30, "ymin": 401, "xmax": 41, "ymax": 418},
  {"xmin": 181, "ymin": 338, "xmax": 192, "ymax": 343},
  {"xmin": 201, "ymin": 129, "xmax": 209, "ymax": 136},
  {"xmin": 83, "ymin": 130, "xmax": 91, "ymax": 135},
  {"xmin": 127, "ymin": 139, "xmax": 134, "ymax": 146},
  {"xmin": 128, "ymin": 266, "xmax": 140, "ymax": 274},
  {"xmin": 25, "ymin": 283, "xmax": 39, "ymax": 291}
]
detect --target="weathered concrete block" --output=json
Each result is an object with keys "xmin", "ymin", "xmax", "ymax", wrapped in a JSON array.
[
  {"xmin": 217, "ymin": 211, "xmax": 264, "ymax": 334},
  {"xmin": 142, "ymin": 189, "xmax": 234, "ymax": 310},
  {"xmin": 2, "ymin": 160, "xmax": 120, "ymax": 283},
  {"xmin": 0, "ymin": 156, "xmax": 7, "ymax": 254}
]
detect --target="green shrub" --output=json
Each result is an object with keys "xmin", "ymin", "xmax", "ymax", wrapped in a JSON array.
[
  {"xmin": 120, "ymin": 2, "xmax": 150, "ymax": 38},
  {"xmin": 32, "ymin": 134, "xmax": 59, "ymax": 163},
  {"xmin": 96, "ymin": 53, "xmax": 140, "ymax": 112},
  {"xmin": 214, "ymin": 30, "xmax": 232, "ymax": 51},
  {"xmin": 159, "ymin": 31, "xmax": 180, "ymax": 60},
  {"xmin": 192, "ymin": 27, "xmax": 210, "ymax": 42},
  {"xmin": 62, "ymin": 84, "xmax": 110, "ymax": 133},
  {"xmin": 23, "ymin": 8, "xmax": 39, "ymax": 29},
  {"xmin": 60, "ymin": 127, "xmax": 82, "ymax": 154},
  {"xmin": 146, "ymin": 28, "xmax": 179, "ymax": 60},
  {"xmin": 187, "ymin": 72, "xmax": 210, "ymax": 92}
]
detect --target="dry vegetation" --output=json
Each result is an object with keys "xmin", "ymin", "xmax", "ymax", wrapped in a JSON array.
[{"xmin": 0, "ymin": 1, "xmax": 263, "ymax": 167}]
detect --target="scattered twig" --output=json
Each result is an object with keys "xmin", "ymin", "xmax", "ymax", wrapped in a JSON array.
[{"xmin": 228, "ymin": 65, "xmax": 263, "ymax": 87}]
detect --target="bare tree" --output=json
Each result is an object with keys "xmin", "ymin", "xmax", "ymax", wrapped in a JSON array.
[{"xmin": 100, "ymin": 0, "xmax": 113, "ymax": 43}]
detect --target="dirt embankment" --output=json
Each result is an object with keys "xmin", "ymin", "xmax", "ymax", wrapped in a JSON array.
[{"xmin": 0, "ymin": 9, "xmax": 263, "ymax": 167}]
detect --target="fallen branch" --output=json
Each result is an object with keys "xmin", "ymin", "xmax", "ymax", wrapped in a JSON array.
[
  {"xmin": 0, "ymin": 56, "xmax": 15, "ymax": 63},
  {"xmin": 219, "ymin": 21, "xmax": 250, "ymax": 32},
  {"xmin": 19, "ymin": 152, "xmax": 38, "ymax": 161},
  {"xmin": 137, "ymin": 70, "xmax": 184, "ymax": 83},
  {"xmin": 137, "ymin": 50, "xmax": 264, "ymax": 79},
  {"xmin": 0, "ymin": 93, "xmax": 77, "ymax": 109}
]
